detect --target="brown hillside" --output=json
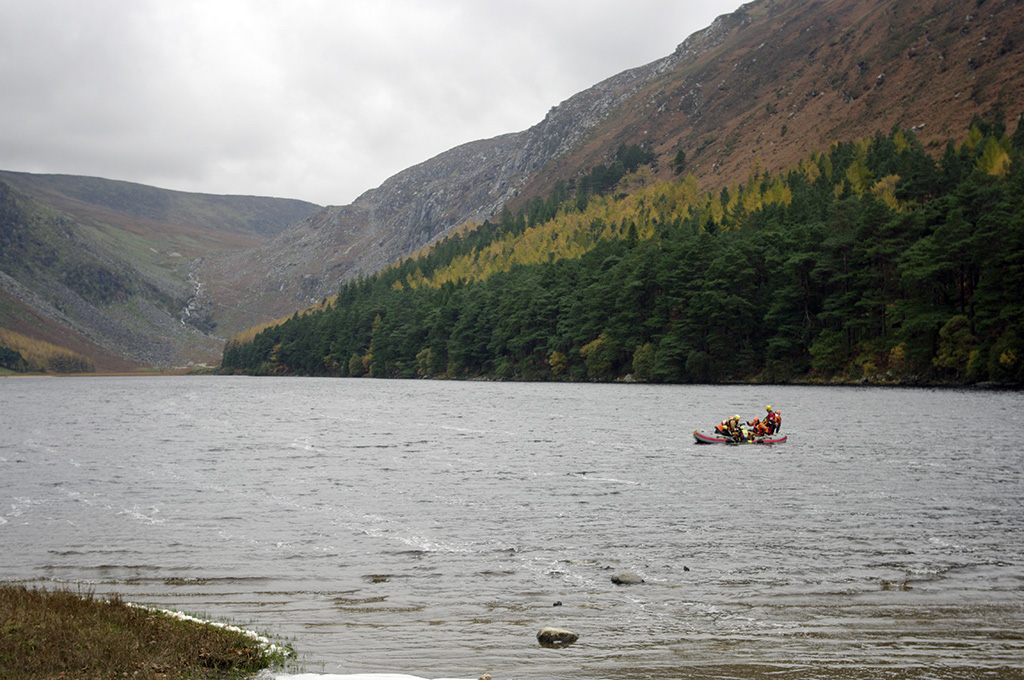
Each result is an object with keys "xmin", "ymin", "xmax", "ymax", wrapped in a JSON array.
[{"xmin": 515, "ymin": 0, "xmax": 1024, "ymax": 204}]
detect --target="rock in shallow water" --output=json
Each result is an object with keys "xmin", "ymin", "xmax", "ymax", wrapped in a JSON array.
[
  {"xmin": 610, "ymin": 571, "xmax": 644, "ymax": 585},
  {"xmin": 537, "ymin": 626, "xmax": 579, "ymax": 647}
]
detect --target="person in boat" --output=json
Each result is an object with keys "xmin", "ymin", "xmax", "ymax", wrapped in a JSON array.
[
  {"xmin": 727, "ymin": 414, "xmax": 745, "ymax": 441},
  {"xmin": 714, "ymin": 416, "xmax": 732, "ymax": 435},
  {"xmin": 746, "ymin": 417, "xmax": 768, "ymax": 437},
  {"xmin": 715, "ymin": 415, "xmax": 743, "ymax": 439},
  {"xmin": 764, "ymin": 405, "xmax": 781, "ymax": 435}
]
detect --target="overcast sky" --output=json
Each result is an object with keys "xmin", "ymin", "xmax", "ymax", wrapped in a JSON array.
[{"xmin": 0, "ymin": 0, "xmax": 741, "ymax": 206}]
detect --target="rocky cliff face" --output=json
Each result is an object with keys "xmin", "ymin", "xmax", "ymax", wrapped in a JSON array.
[
  {"xmin": 194, "ymin": 13, "xmax": 735, "ymax": 335},
  {"xmin": 209, "ymin": 0, "xmax": 1024, "ymax": 338}
]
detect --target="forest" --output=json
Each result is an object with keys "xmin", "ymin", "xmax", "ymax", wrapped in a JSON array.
[
  {"xmin": 221, "ymin": 121, "xmax": 1024, "ymax": 386},
  {"xmin": 0, "ymin": 329, "xmax": 94, "ymax": 374}
]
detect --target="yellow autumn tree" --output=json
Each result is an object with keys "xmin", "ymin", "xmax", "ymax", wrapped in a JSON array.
[
  {"xmin": 799, "ymin": 155, "xmax": 822, "ymax": 183},
  {"xmin": 0, "ymin": 328, "xmax": 94, "ymax": 373},
  {"xmin": 871, "ymin": 174, "xmax": 902, "ymax": 210},
  {"xmin": 976, "ymin": 136, "xmax": 1012, "ymax": 177}
]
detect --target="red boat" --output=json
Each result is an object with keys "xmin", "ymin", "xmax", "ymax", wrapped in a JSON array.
[{"xmin": 693, "ymin": 429, "xmax": 787, "ymax": 445}]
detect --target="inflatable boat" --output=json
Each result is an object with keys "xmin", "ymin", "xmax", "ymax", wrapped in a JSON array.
[{"xmin": 693, "ymin": 429, "xmax": 787, "ymax": 445}]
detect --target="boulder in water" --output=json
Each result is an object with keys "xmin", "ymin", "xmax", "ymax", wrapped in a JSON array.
[
  {"xmin": 610, "ymin": 571, "xmax": 644, "ymax": 585},
  {"xmin": 537, "ymin": 626, "xmax": 578, "ymax": 647}
]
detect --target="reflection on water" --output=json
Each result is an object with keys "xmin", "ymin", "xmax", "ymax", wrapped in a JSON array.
[{"xmin": 1, "ymin": 377, "xmax": 1022, "ymax": 679}]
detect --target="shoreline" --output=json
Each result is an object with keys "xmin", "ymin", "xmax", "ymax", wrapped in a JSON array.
[
  {"xmin": 0, "ymin": 584, "xmax": 290, "ymax": 680},
  {"xmin": 2, "ymin": 367, "xmax": 1019, "ymax": 389}
]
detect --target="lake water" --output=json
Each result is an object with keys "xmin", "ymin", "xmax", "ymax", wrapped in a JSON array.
[{"xmin": 1, "ymin": 376, "xmax": 1022, "ymax": 680}]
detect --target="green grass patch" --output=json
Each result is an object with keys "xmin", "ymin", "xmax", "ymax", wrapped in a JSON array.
[{"xmin": 0, "ymin": 584, "xmax": 290, "ymax": 680}]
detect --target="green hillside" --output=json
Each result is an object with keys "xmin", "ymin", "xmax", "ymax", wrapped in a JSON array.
[{"xmin": 222, "ymin": 120, "xmax": 1024, "ymax": 386}]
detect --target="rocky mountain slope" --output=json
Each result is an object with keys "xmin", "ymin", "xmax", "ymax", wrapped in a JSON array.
[
  {"xmin": 0, "ymin": 173, "xmax": 317, "ymax": 369},
  {"xmin": 196, "ymin": 0, "xmax": 1024, "ymax": 342},
  {"xmin": 517, "ymin": 0, "xmax": 1024, "ymax": 202},
  {"xmin": 193, "ymin": 32, "xmax": 716, "ymax": 330}
]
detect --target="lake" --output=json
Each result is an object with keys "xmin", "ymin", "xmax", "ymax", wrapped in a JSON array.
[{"xmin": 1, "ymin": 376, "xmax": 1022, "ymax": 679}]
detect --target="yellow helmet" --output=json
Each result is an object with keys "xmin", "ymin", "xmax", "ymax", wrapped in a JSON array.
[{"xmin": 766, "ymin": 405, "xmax": 773, "ymax": 411}]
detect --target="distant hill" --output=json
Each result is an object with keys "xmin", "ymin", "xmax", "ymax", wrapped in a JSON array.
[
  {"xmin": 0, "ymin": 174, "xmax": 318, "ymax": 370},
  {"xmin": 0, "ymin": 171, "xmax": 317, "ymax": 244}
]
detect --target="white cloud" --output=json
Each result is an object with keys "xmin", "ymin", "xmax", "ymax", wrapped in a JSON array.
[{"xmin": 0, "ymin": 0, "xmax": 741, "ymax": 205}]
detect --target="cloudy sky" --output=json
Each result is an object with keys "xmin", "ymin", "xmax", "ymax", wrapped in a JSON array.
[{"xmin": 1, "ymin": 0, "xmax": 740, "ymax": 206}]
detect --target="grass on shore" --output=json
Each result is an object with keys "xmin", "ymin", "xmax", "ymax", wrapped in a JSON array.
[{"xmin": 0, "ymin": 584, "xmax": 289, "ymax": 680}]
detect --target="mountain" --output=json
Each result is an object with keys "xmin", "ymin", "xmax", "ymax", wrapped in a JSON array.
[
  {"xmin": 0, "ymin": 172, "xmax": 318, "ymax": 370},
  {"xmin": 3, "ymin": 0, "xmax": 1022, "ymax": 371},
  {"xmin": 219, "ymin": 123, "xmax": 1024, "ymax": 384},
  {"xmin": 517, "ymin": 0, "xmax": 1024, "ymax": 196},
  {"xmin": 195, "ymin": 0, "xmax": 1024, "ymax": 341}
]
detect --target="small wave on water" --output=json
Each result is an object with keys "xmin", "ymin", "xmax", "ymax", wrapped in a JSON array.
[
  {"xmin": 118, "ymin": 505, "xmax": 164, "ymax": 525},
  {"xmin": 568, "ymin": 471, "xmax": 644, "ymax": 486}
]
